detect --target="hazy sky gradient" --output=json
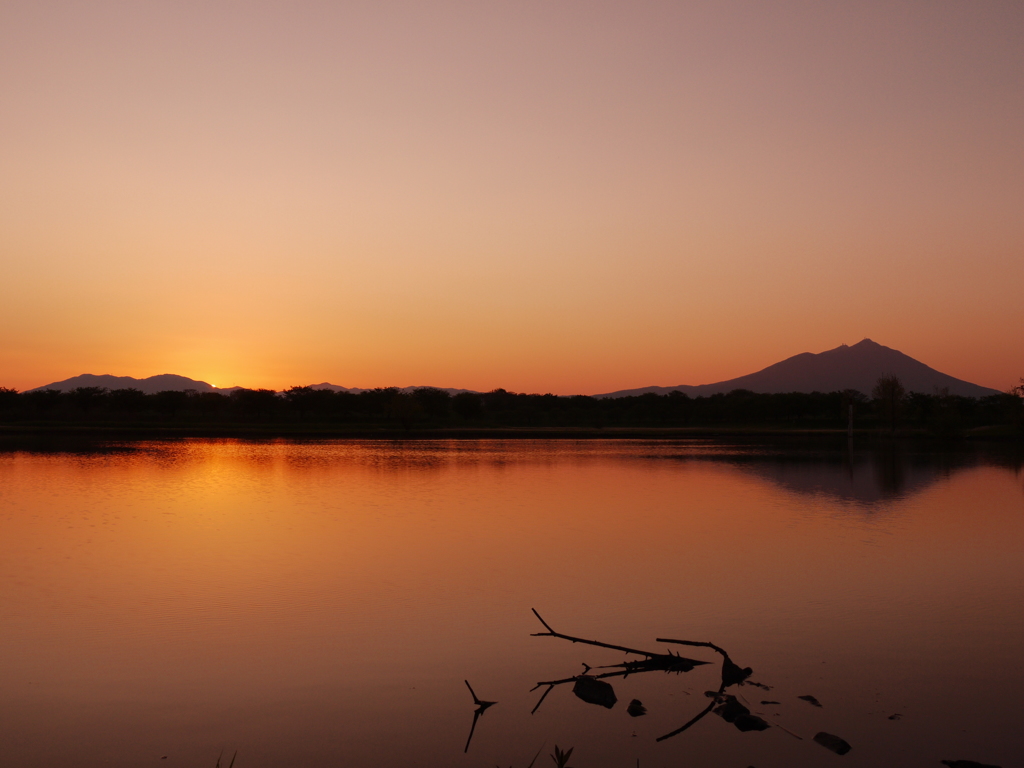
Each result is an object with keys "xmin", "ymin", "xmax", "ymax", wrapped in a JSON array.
[{"xmin": 2, "ymin": 1, "xmax": 1022, "ymax": 393}]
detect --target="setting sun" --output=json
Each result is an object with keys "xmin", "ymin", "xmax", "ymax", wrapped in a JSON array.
[{"xmin": 1, "ymin": 3, "xmax": 1022, "ymax": 394}]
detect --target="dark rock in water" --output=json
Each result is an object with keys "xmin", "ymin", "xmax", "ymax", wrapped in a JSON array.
[
  {"xmin": 813, "ymin": 732, "xmax": 852, "ymax": 755},
  {"xmin": 572, "ymin": 676, "xmax": 617, "ymax": 709},
  {"xmin": 798, "ymin": 694, "xmax": 823, "ymax": 707},
  {"xmin": 761, "ymin": 700, "xmax": 781, "ymax": 705},
  {"xmin": 733, "ymin": 714, "xmax": 771, "ymax": 732},
  {"xmin": 713, "ymin": 695, "xmax": 749, "ymax": 722},
  {"xmin": 712, "ymin": 695, "xmax": 771, "ymax": 732},
  {"xmin": 941, "ymin": 761, "xmax": 1003, "ymax": 768},
  {"xmin": 888, "ymin": 713, "xmax": 902, "ymax": 720},
  {"xmin": 722, "ymin": 658, "xmax": 754, "ymax": 687},
  {"xmin": 627, "ymin": 699, "xmax": 647, "ymax": 717}
]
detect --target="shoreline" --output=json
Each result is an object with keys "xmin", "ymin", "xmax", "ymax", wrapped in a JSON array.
[{"xmin": 1, "ymin": 423, "xmax": 1019, "ymax": 442}]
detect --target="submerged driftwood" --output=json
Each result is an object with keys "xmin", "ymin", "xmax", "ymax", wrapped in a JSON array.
[
  {"xmin": 525, "ymin": 610, "xmax": 859, "ymax": 757},
  {"xmin": 463, "ymin": 680, "xmax": 496, "ymax": 753},
  {"xmin": 528, "ymin": 609, "xmax": 710, "ymax": 719},
  {"xmin": 529, "ymin": 609, "xmax": 760, "ymax": 742}
]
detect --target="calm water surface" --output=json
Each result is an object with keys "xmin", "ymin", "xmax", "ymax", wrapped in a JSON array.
[{"xmin": 1, "ymin": 439, "xmax": 1021, "ymax": 767}]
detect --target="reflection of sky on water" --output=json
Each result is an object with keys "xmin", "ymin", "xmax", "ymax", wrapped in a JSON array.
[
  {"xmin": 3, "ymin": 435, "xmax": 1020, "ymax": 508},
  {"xmin": 1, "ymin": 438, "xmax": 1022, "ymax": 767}
]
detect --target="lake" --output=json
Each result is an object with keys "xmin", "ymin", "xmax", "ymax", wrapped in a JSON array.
[{"xmin": 1, "ymin": 438, "xmax": 1021, "ymax": 767}]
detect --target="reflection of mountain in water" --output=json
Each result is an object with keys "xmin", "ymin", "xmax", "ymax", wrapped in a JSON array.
[
  {"xmin": 725, "ymin": 446, "xmax": 1018, "ymax": 505},
  {"xmin": 738, "ymin": 454, "xmax": 950, "ymax": 503},
  {"xmin": 2, "ymin": 435, "xmax": 1019, "ymax": 504}
]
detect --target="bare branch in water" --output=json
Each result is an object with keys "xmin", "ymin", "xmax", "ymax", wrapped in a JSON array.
[
  {"xmin": 529, "ymin": 611, "xmax": 754, "ymax": 742},
  {"xmin": 463, "ymin": 680, "xmax": 496, "ymax": 753},
  {"xmin": 531, "ymin": 609, "xmax": 664, "ymax": 658}
]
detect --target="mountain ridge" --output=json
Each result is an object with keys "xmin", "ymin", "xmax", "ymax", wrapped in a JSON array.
[
  {"xmin": 26, "ymin": 374, "xmax": 478, "ymax": 397},
  {"xmin": 593, "ymin": 339, "xmax": 1000, "ymax": 398},
  {"xmin": 26, "ymin": 373, "xmax": 242, "ymax": 395},
  {"xmin": 308, "ymin": 383, "xmax": 480, "ymax": 396},
  {"xmin": 25, "ymin": 340, "xmax": 1001, "ymax": 399}
]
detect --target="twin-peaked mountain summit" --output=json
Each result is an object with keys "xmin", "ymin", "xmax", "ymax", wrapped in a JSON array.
[
  {"xmin": 28, "ymin": 340, "xmax": 999, "ymax": 398},
  {"xmin": 27, "ymin": 373, "xmax": 241, "ymax": 396},
  {"xmin": 594, "ymin": 339, "xmax": 998, "ymax": 398}
]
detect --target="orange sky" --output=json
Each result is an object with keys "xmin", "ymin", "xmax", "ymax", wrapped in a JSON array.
[{"xmin": 1, "ymin": 2, "xmax": 1022, "ymax": 394}]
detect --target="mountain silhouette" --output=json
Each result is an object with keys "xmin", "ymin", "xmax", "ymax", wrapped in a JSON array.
[
  {"xmin": 26, "ymin": 341, "xmax": 999, "ymax": 399},
  {"xmin": 310, "ymin": 383, "xmax": 480, "ymax": 396},
  {"xmin": 28, "ymin": 375, "xmax": 478, "ymax": 396},
  {"xmin": 27, "ymin": 373, "xmax": 242, "ymax": 395},
  {"xmin": 594, "ymin": 340, "xmax": 1000, "ymax": 399}
]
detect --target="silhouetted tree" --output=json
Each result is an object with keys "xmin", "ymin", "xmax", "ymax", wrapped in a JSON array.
[
  {"xmin": 923, "ymin": 387, "xmax": 966, "ymax": 437},
  {"xmin": 230, "ymin": 388, "xmax": 281, "ymax": 420},
  {"xmin": 412, "ymin": 387, "xmax": 451, "ymax": 422},
  {"xmin": 872, "ymin": 374, "xmax": 906, "ymax": 433},
  {"xmin": 0, "ymin": 387, "xmax": 18, "ymax": 419},
  {"xmin": 839, "ymin": 389, "xmax": 864, "ymax": 430},
  {"xmin": 284, "ymin": 386, "xmax": 317, "ymax": 420},
  {"xmin": 1007, "ymin": 379, "xmax": 1024, "ymax": 433},
  {"xmin": 453, "ymin": 392, "xmax": 482, "ymax": 422},
  {"xmin": 108, "ymin": 388, "xmax": 148, "ymax": 418},
  {"xmin": 192, "ymin": 391, "xmax": 230, "ymax": 420},
  {"xmin": 22, "ymin": 388, "xmax": 63, "ymax": 418},
  {"xmin": 70, "ymin": 386, "xmax": 108, "ymax": 416},
  {"xmin": 357, "ymin": 387, "xmax": 399, "ymax": 422},
  {"xmin": 153, "ymin": 389, "xmax": 191, "ymax": 419},
  {"xmin": 4, "ymin": 380, "xmax": 1020, "ymax": 432},
  {"xmin": 390, "ymin": 391, "xmax": 424, "ymax": 429}
]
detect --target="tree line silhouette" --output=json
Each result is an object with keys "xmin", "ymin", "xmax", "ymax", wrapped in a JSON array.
[{"xmin": 1, "ymin": 380, "xmax": 1021, "ymax": 434}]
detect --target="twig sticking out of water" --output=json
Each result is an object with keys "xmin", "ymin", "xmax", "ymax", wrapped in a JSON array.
[
  {"xmin": 652, "ymin": 636, "xmax": 752, "ymax": 742},
  {"xmin": 529, "ymin": 610, "xmax": 747, "ymax": 741},
  {"xmin": 528, "ymin": 610, "xmax": 708, "ymax": 715},
  {"xmin": 531, "ymin": 609, "xmax": 661, "ymax": 658},
  {"xmin": 464, "ymin": 680, "xmax": 497, "ymax": 753}
]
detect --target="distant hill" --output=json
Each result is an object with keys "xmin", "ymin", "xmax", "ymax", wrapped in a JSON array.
[
  {"xmin": 594, "ymin": 339, "xmax": 1000, "ymax": 399},
  {"xmin": 27, "ymin": 374, "xmax": 478, "ymax": 397},
  {"xmin": 26, "ymin": 342, "xmax": 999, "ymax": 399},
  {"xmin": 310, "ymin": 383, "xmax": 480, "ymax": 396},
  {"xmin": 27, "ymin": 373, "xmax": 242, "ymax": 395}
]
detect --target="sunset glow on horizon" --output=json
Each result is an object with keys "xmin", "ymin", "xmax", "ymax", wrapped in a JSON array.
[{"xmin": 2, "ymin": 2, "xmax": 1022, "ymax": 395}]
